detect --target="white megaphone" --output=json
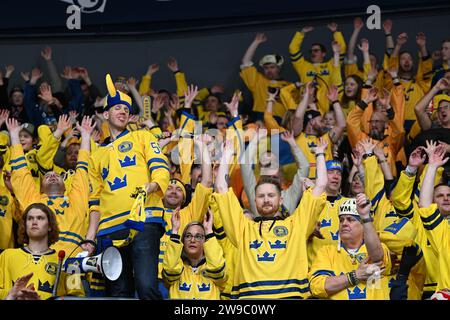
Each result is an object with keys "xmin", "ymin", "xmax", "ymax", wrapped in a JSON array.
[{"xmin": 63, "ymin": 246, "xmax": 122, "ymax": 281}]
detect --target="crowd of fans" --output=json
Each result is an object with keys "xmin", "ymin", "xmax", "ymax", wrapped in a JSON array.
[{"xmin": 0, "ymin": 17, "xmax": 450, "ymax": 300}]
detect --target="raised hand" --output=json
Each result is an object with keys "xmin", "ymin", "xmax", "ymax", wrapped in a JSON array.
[
  {"xmin": 78, "ymin": 67, "xmax": 91, "ymax": 83},
  {"xmin": 435, "ymin": 78, "xmax": 450, "ymax": 91},
  {"xmin": 221, "ymin": 139, "xmax": 235, "ymax": 164},
  {"xmin": 416, "ymin": 32, "xmax": 426, "ymax": 48},
  {"xmin": 171, "ymin": 207, "xmax": 181, "ymax": 234},
  {"xmin": 351, "ymin": 144, "xmax": 364, "ymax": 168},
  {"xmin": 326, "ymin": 85, "xmax": 339, "ymax": 102},
  {"xmin": 91, "ymin": 129, "xmax": 101, "ymax": 143},
  {"xmin": 184, "ymin": 84, "xmax": 199, "ymax": 108},
  {"xmin": 30, "ymin": 68, "xmax": 43, "ymax": 85},
  {"xmin": 357, "ymin": 38, "xmax": 369, "ymax": 52},
  {"xmin": 60, "ymin": 66, "xmax": 73, "ymax": 80},
  {"xmin": 5, "ymin": 65, "xmax": 15, "ymax": 78},
  {"xmin": 358, "ymin": 138, "xmax": 376, "ymax": 155},
  {"xmin": 354, "ymin": 17, "xmax": 364, "ymax": 30},
  {"xmin": 428, "ymin": 144, "xmax": 449, "ymax": 168},
  {"xmin": 224, "ymin": 91, "xmax": 241, "ymax": 117},
  {"xmin": 301, "ymin": 26, "xmax": 314, "ymax": 33},
  {"xmin": 147, "ymin": 63, "xmax": 160, "ymax": 76},
  {"xmin": 327, "ymin": 22, "xmax": 338, "ymax": 33},
  {"xmin": 127, "ymin": 77, "xmax": 138, "ymax": 89},
  {"xmin": 408, "ymin": 146, "xmax": 426, "ymax": 168},
  {"xmin": 68, "ymin": 110, "xmax": 79, "ymax": 124},
  {"xmin": 167, "ymin": 58, "xmax": 178, "ymax": 73},
  {"xmin": 377, "ymin": 88, "xmax": 391, "ymax": 107},
  {"xmin": 396, "ymin": 32, "xmax": 408, "ymax": 46},
  {"xmin": 373, "ymin": 144, "xmax": 386, "ymax": 161},
  {"xmin": 315, "ymin": 137, "xmax": 329, "ymax": 154},
  {"xmin": 20, "ymin": 71, "xmax": 30, "ymax": 82},
  {"xmin": 169, "ymin": 94, "xmax": 180, "ymax": 111},
  {"xmin": 254, "ymin": 32, "xmax": 267, "ymax": 44},
  {"xmin": 57, "ymin": 114, "xmax": 72, "ymax": 133},
  {"xmin": 431, "ymin": 50, "xmax": 442, "ymax": 62},
  {"xmin": 355, "ymin": 193, "xmax": 371, "ymax": 218},
  {"xmin": 5, "ymin": 117, "xmax": 23, "ymax": 140},
  {"xmin": 363, "ymin": 87, "xmax": 378, "ymax": 104},
  {"xmin": 76, "ymin": 116, "xmax": 96, "ymax": 137},
  {"xmin": 41, "ymin": 46, "xmax": 52, "ymax": 61},
  {"xmin": 332, "ymin": 41, "xmax": 342, "ymax": 53},
  {"xmin": 424, "ymin": 140, "xmax": 439, "ymax": 157},
  {"xmin": 128, "ymin": 114, "xmax": 140, "ymax": 124},
  {"xmin": 280, "ymin": 130, "xmax": 296, "ymax": 146},
  {"xmin": 151, "ymin": 95, "xmax": 164, "ymax": 113},
  {"xmin": 0, "ymin": 109, "xmax": 10, "ymax": 127},
  {"xmin": 382, "ymin": 19, "xmax": 392, "ymax": 34},
  {"xmin": 38, "ymin": 83, "xmax": 53, "ymax": 104},
  {"xmin": 203, "ymin": 209, "xmax": 213, "ymax": 234}
]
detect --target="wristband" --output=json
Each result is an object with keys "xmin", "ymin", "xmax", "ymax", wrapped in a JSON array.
[
  {"xmin": 385, "ymin": 33, "xmax": 392, "ymax": 37},
  {"xmin": 315, "ymin": 153, "xmax": 325, "ymax": 158},
  {"xmin": 378, "ymin": 159, "xmax": 387, "ymax": 164},
  {"xmin": 357, "ymin": 100, "xmax": 369, "ymax": 110},
  {"xmin": 331, "ymin": 100, "xmax": 339, "ymax": 105},
  {"xmin": 362, "ymin": 152, "xmax": 374, "ymax": 159},
  {"xmin": 361, "ymin": 217, "xmax": 374, "ymax": 224},
  {"xmin": 347, "ymin": 270, "xmax": 359, "ymax": 286}
]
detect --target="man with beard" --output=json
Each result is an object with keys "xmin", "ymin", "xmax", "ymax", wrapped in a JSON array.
[
  {"xmin": 347, "ymin": 87, "xmax": 405, "ymax": 177},
  {"xmin": 211, "ymin": 138, "xmax": 328, "ymax": 299},
  {"xmin": 389, "ymin": 31, "xmax": 432, "ymax": 136},
  {"xmin": 7, "ymin": 116, "xmax": 94, "ymax": 256},
  {"xmin": 293, "ymin": 86, "xmax": 346, "ymax": 179}
]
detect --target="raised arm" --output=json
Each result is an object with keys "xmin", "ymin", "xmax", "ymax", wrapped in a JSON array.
[
  {"xmin": 241, "ymin": 33, "xmax": 267, "ymax": 67},
  {"xmin": 313, "ymin": 138, "xmax": 328, "ymax": 196},
  {"xmin": 292, "ymin": 82, "xmax": 313, "ymax": 137},
  {"xmin": 392, "ymin": 32, "xmax": 408, "ymax": 58},
  {"xmin": 415, "ymin": 78, "xmax": 449, "ymax": 131},
  {"xmin": 347, "ymin": 17, "xmax": 364, "ymax": 63},
  {"xmin": 326, "ymin": 85, "xmax": 346, "ymax": 144},
  {"xmin": 383, "ymin": 20, "xmax": 395, "ymax": 54},
  {"xmin": 419, "ymin": 141, "xmax": 448, "ymax": 208},
  {"xmin": 356, "ymin": 193, "xmax": 384, "ymax": 263},
  {"xmin": 41, "ymin": 46, "xmax": 62, "ymax": 93},
  {"xmin": 215, "ymin": 140, "xmax": 234, "ymax": 194}
]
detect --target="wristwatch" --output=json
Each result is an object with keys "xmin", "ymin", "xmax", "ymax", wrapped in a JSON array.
[
  {"xmin": 361, "ymin": 217, "xmax": 374, "ymax": 224},
  {"xmin": 362, "ymin": 152, "xmax": 374, "ymax": 159}
]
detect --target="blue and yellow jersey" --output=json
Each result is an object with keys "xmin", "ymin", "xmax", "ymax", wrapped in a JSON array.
[
  {"xmin": 9, "ymin": 144, "xmax": 90, "ymax": 255},
  {"xmin": 159, "ymin": 183, "xmax": 212, "ymax": 278},
  {"xmin": 418, "ymin": 204, "xmax": 450, "ymax": 292},
  {"xmin": 308, "ymin": 195, "xmax": 349, "ymax": 267},
  {"xmin": 289, "ymin": 31, "xmax": 346, "ymax": 87},
  {"xmin": 240, "ymin": 66, "xmax": 292, "ymax": 119},
  {"xmin": 295, "ymin": 132, "xmax": 333, "ymax": 179},
  {"xmin": 211, "ymin": 188, "xmax": 327, "ymax": 299},
  {"xmin": 0, "ymin": 248, "xmax": 84, "ymax": 299},
  {"xmin": 162, "ymin": 234, "xmax": 227, "ymax": 300},
  {"xmin": 0, "ymin": 186, "xmax": 20, "ymax": 250},
  {"xmin": 390, "ymin": 169, "xmax": 443, "ymax": 294},
  {"xmin": 4, "ymin": 125, "xmax": 60, "ymax": 191},
  {"xmin": 309, "ymin": 242, "xmax": 391, "ymax": 300},
  {"xmin": 89, "ymin": 129, "xmax": 170, "ymax": 237}
]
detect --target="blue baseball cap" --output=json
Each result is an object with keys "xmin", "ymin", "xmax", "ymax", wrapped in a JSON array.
[{"xmin": 326, "ymin": 160, "xmax": 343, "ymax": 171}]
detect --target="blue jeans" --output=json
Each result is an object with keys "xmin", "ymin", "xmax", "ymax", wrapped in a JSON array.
[{"xmin": 97, "ymin": 223, "xmax": 164, "ymax": 300}]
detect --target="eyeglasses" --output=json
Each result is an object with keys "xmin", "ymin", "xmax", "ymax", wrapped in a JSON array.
[
  {"xmin": 185, "ymin": 233, "xmax": 205, "ymax": 241},
  {"xmin": 438, "ymin": 105, "xmax": 450, "ymax": 111}
]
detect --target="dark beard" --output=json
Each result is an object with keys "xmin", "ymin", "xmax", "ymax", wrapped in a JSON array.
[{"xmin": 369, "ymin": 129, "xmax": 384, "ymax": 141}]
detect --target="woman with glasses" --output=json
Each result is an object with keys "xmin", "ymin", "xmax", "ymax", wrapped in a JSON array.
[{"xmin": 162, "ymin": 208, "xmax": 227, "ymax": 299}]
